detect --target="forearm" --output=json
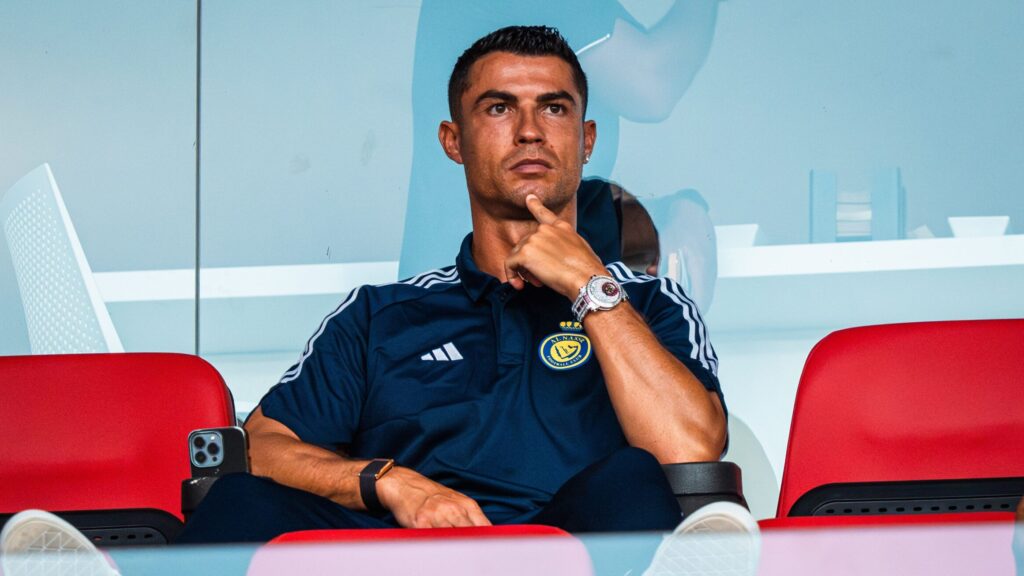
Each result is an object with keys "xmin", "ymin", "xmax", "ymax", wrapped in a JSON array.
[
  {"xmin": 244, "ymin": 408, "xmax": 490, "ymax": 527},
  {"xmin": 584, "ymin": 303, "xmax": 726, "ymax": 463},
  {"xmin": 245, "ymin": 407, "xmax": 369, "ymax": 510}
]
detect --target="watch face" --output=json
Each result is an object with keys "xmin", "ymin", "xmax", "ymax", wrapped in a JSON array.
[{"xmin": 587, "ymin": 277, "xmax": 622, "ymax": 306}]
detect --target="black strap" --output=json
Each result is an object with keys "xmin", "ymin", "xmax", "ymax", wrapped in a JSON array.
[{"xmin": 359, "ymin": 459, "xmax": 391, "ymax": 515}]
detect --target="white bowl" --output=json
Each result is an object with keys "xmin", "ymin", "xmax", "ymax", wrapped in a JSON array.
[
  {"xmin": 715, "ymin": 224, "xmax": 760, "ymax": 248},
  {"xmin": 948, "ymin": 216, "xmax": 1010, "ymax": 238}
]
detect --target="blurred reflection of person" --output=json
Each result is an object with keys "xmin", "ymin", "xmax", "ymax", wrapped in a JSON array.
[
  {"xmin": 605, "ymin": 182, "xmax": 718, "ymax": 314},
  {"xmin": 400, "ymin": 0, "xmax": 724, "ymax": 278},
  {"xmin": 643, "ymin": 189, "xmax": 718, "ymax": 314}
]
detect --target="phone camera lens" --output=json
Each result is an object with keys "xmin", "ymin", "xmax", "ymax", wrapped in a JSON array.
[
  {"xmin": 193, "ymin": 436, "xmax": 206, "ymax": 449},
  {"xmin": 195, "ymin": 451, "xmax": 207, "ymax": 464},
  {"xmin": 207, "ymin": 443, "xmax": 220, "ymax": 455}
]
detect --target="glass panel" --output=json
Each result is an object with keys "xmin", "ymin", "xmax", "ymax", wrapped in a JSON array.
[
  {"xmin": 198, "ymin": 1, "xmax": 419, "ymax": 413},
  {"xmin": 0, "ymin": 0, "xmax": 197, "ymax": 357},
  {"xmin": 57, "ymin": 521, "xmax": 1021, "ymax": 576}
]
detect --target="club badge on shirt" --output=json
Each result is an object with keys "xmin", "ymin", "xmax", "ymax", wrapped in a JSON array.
[{"xmin": 538, "ymin": 321, "xmax": 592, "ymax": 371}]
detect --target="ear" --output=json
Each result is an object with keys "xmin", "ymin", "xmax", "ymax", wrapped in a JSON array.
[
  {"xmin": 582, "ymin": 119, "xmax": 597, "ymax": 162},
  {"xmin": 438, "ymin": 121, "xmax": 464, "ymax": 165}
]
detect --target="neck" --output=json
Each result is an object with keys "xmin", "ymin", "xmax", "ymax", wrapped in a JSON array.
[{"xmin": 470, "ymin": 197, "xmax": 577, "ymax": 282}]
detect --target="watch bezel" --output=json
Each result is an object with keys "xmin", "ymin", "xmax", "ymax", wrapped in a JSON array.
[{"xmin": 586, "ymin": 276, "xmax": 623, "ymax": 307}]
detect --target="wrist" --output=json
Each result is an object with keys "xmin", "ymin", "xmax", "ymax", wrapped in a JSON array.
[
  {"xmin": 564, "ymin": 268, "xmax": 607, "ymax": 300},
  {"xmin": 359, "ymin": 458, "xmax": 395, "ymax": 514},
  {"xmin": 375, "ymin": 465, "xmax": 409, "ymax": 511}
]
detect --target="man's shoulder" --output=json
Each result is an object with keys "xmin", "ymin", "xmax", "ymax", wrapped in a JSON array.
[
  {"xmin": 607, "ymin": 262, "xmax": 659, "ymax": 291},
  {"xmin": 360, "ymin": 264, "xmax": 462, "ymax": 309},
  {"xmin": 606, "ymin": 262, "xmax": 693, "ymax": 312}
]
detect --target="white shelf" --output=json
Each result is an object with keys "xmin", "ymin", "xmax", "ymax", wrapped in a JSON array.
[
  {"xmin": 708, "ymin": 235, "xmax": 1024, "ymax": 333},
  {"xmin": 717, "ymin": 235, "xmax": 1024, "ymax": 278},
  {"xmin": 94, "ymin": 261, "xmax": 398, "ymax": 302}
]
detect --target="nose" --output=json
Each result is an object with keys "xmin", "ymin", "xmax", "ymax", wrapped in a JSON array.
[{"xmin": 515, "ymin": 109, "xmax": 544, "ymax": 145}]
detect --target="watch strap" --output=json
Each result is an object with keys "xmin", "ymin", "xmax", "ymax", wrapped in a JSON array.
[{"xmin": 359, "ymin": 458, "xmax": 394, "ymax": 515}]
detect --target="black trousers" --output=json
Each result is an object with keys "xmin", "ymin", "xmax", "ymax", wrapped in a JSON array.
[{"xmin": 176, "ymin": 446, "xmax": 681, "ymax": 544}]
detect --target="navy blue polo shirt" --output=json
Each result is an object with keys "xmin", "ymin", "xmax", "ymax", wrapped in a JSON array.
[{"xmin": 259, "ymin": 234, "xmax": 723, "ymax": 522}]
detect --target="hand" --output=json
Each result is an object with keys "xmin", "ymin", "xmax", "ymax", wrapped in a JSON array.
[
  {"xmin": 376, "ymin": 466, "xmax": 492, "ymax": 528},
  {"xmin": 504, "ymin": 194, "xmax": 608, "ymax": 300}
]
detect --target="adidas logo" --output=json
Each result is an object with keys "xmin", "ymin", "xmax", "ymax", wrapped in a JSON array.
[{"xmin": 421, "ymin": 342, "xmax": 463, "ymax": 362}]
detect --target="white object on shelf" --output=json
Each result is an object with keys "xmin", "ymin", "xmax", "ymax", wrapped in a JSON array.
[
  {"xmin": 908, "ymin": 225, "xmax": 935, "ymax": 239},
  {"xmin": 715, "ymin": 224, "xmax": 760, "ymax": 249},
  {"xmin": 948, "ymin": 216, "xmax": 1010, "ymax": 238}
]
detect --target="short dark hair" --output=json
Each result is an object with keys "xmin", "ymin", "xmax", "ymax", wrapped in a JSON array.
[{"xmin": 447, "ymin": 26, "xmax": 588, "ymax": 121}]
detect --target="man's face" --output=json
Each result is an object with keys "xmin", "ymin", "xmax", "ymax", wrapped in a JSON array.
[{"xmin": 440, "ymin": 52, "xmax": 596, "ymax": 218}]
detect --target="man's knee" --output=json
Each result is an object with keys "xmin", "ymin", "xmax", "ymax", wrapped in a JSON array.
[
  {"xmin": 596, "ymin": 447, "xmax": 666, "ymax": 481},
  {"xmin": 543, "ymin": 447, "xmax": 680, "ymax": 532},
  {"xmin": 206, "ymin": 473, "xmax": 268, "ymax": 497},
  {"xmin": 567, "ymin": 447, "xmax": 674, "ymax": 501},
  {"xmin": 198, "ymin": 473, "xmax": 292, "ymax": 512}
]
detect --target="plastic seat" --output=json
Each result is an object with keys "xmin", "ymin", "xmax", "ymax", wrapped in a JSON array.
[
  {"xmin": 764, "ymin": 320, "xmax": 1024, "ymax": 529},
  {"xmin": 0, "ymin": 163, "xmax": 122, "ymax": 354},
  {"xmin": 0, "ymin": 353, "xmax": 236, "ymax": 544}
]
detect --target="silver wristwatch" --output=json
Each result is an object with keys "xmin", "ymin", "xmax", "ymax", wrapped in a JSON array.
[{"xmin": 572, "ymin": 275, "xmax": 627, "ymax": 323}]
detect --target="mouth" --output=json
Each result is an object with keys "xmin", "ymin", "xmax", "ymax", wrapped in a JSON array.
[{"xmin": 510, "ymin": 158, "xmax": 553, "ymax": 174}]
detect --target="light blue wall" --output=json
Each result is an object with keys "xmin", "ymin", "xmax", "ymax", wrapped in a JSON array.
[
  {"xmin": 200, "ymin": 0, "xmax": 418, "ymax": 268},
  {"xmin": 0, "ymin": 0, "xmax": 196, "ymax": 354}
]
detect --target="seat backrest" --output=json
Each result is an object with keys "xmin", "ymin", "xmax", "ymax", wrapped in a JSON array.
[
  {"xmin": 0, "ymin": 353, "xmax": 235, "ymax": 522},
  {"xmin": 776, "ymin": 320, "xmax": 1024, "ymax": 518},
  {"xmin": 0, "ymin": 163, "xmax": 122, "ymax": 354}
]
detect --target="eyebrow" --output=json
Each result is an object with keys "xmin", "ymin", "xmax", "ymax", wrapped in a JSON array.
[
  {"xmin": 474, "ymin": 90, "xmax": 517, "ymax": 108},
  {"xmin": 536, "ymin": 91, "xmax": 576, "ymax": 107},
  {"xmin": 473, "ymin": 90, "xmax": 577, "ymax": 108}
]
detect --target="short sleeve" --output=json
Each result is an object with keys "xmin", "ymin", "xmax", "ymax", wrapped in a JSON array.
[
  {"xmin": 634, "ymin": 274, "xmax": 725, "ymax": 415},
  {"xmin": 257, "ymin": 287, "xmax": 370, "ymax": 448}
]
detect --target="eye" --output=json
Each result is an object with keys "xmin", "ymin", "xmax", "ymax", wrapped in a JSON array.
[
  {"xmin": 547, "ymin": 104, "xmax": 565, "ymax": 114},
  {"xmin": 488, "ymin": 103, "xmax": 508, "ymax": 115}
]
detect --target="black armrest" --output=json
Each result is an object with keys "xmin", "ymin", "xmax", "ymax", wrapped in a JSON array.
[
  {"xmin": 181, "ymin": 476, "xmax": 219, "ymax": 521},
  {"xmin": 662, "ymin": 462, "xmax": 748, "ymax": 516}
]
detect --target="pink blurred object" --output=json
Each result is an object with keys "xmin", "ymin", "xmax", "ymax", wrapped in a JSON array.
[
  {"xmin": 759, "ymin": 521, "xmax": 1017, "ymax": 576},
  {"xmin": 246, "ymin": 534, "xmax": 594, "ymax": 576}
]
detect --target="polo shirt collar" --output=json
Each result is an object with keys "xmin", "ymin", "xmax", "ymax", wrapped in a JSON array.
[{"xmin": 456, "ymin": 233, "xmax": 506, "ymax": 303}]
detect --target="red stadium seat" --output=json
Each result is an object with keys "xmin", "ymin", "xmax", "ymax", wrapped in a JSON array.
[
  {"xmin": 0, "ymin": 353, "xmax": 236, "ymax": 544},
  {"xmin": 765, "ymin": 320, "xmax": 1024, "ymax": 529}
]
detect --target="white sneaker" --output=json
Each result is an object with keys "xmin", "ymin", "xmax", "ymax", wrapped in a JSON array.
[
  {"xmin": 642, "ymin": 501, "xmax": 761, "ymax": 576},
  {"xmin": 1, "ymin": 510, "xmax": 120, "ymax": 576}
]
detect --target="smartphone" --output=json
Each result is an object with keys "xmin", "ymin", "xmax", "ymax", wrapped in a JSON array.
[{"xmin": 188, "ymin": 426, "xmax": 250, "ymax": 478}]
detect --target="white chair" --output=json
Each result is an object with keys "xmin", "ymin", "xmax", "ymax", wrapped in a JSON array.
[
  {"xmin": 726, "ymin": 414, "xmax": 780, "ymax": 520},
  {"xmin": 0, "ymin": 163, "xmax": 122, "ymax": 354}
]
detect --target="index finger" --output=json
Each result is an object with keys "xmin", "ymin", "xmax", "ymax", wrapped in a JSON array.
[{"xmin": 525, "ymin": 194, "xmax": 560, "ymax": 225}]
